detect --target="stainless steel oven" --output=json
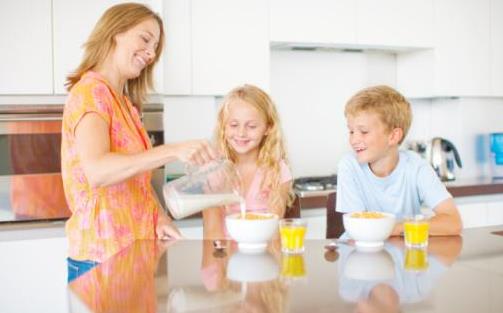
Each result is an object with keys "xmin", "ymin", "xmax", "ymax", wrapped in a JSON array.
[{"xmin": 0, "ymin": 104, "xmax": 165, "ymax": 223}]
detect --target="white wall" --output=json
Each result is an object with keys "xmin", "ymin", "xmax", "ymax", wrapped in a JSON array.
[
  {"xmin": 269, "ymin": 49, "xmax": 503, "ymax": 179},
  {"xmin": 270, "ymin": 49, "xmax": 396, "ymax": 177},
  {"xmin": 408, "ymin": 97, "xmax": 503, "ymax": 179}
]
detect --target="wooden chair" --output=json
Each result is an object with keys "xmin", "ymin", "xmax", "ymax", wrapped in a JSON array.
[
  {"xmin": 285, "ymin": 195, "xmax": 301, "ymax": 218},
  {"xmin": 326, "ymin": 192, "xmax": 345, "ymax": 238}
]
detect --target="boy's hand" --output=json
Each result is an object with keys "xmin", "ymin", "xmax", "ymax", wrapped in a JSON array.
[{"xmin": 390, "ymin": 223, "xmax": 403, "ymax": 237}]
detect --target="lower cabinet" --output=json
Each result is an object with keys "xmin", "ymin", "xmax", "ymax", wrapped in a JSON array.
[{"xmin": 456, "ymin": 195, "xmax": 503, "ymax": 229}]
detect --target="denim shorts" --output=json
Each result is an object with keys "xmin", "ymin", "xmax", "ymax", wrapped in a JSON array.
[{"xmin": 67, "ymin": 257, "xmax": 99, "ymax": 283}]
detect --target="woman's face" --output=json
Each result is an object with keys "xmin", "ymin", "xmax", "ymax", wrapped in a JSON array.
[
  {"xmin": 224, "ymin": 99, "xmax": 269, "ymax": 158},
  {"xmin": 113, "ymin": 18, "xmax": 160, "ymax": 80}
]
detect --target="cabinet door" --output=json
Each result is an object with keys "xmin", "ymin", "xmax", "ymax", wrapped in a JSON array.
[
  {"xmin": 457, "ymin": 202, "xmax": 488, "ymax": 229},
  {"xmin": 491, "ymin": 0, "xmax": 503, "ymax": 96},
  {"xmin": 270, "ymin": 0, "xmax": 356, "ymax": 45},
  {"xmin": 53, "ymin": 0, "xmax": 162, "ymax": 95},
  {"xmin": 163, "ymin": 0, "xmax": 191, "ymax": 95},
  {"xmin": 433, "ymin": 0, "xmax": 491, "ymax": 96},
  {"xmin": 357, "ymin": 0, "xmax": 433, "ymax": 48},
  {"xmin": 191, "ymin": 0, "xmax": 269, "ymax": 95},
  {"xmin": 0, "ymin": 0, "xmax": 52, "ymax": 94}
]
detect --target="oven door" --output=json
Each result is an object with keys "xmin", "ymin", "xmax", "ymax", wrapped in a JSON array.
[{"xmin": 0, "ymin": 104, "xmax": 165, "ymax": 223}]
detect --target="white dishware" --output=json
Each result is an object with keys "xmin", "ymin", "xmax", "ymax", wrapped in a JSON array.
[
  {"xmin": 343, "ymin": 212, "xmax": 396, "ymax": 248},
  {"xmin": 225, "ymin": 212, "xmax": 279, "ymax": 253}
]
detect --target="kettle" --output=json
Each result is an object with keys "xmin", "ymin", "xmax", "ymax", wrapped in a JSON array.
[{"xmin": 429, "ymin": 137, "xmax": 462, "ymax": 181}]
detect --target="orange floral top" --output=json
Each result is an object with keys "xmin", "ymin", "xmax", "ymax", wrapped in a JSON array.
[{"xmin": 61, "ymin": 71, "xmax": 159, "ymax": 262}]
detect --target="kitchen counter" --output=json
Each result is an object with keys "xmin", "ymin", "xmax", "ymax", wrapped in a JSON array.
[
  {"xmin": 295, "ymin": 176, "xmax": 503, "ymax": 210},
  {"xmin": 60, "ymin": 226, "xmax": 503, "ymax": 312}
]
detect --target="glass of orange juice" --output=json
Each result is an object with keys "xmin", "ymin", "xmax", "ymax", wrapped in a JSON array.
[
  {"xmin": 279, "ymin": 218, "xmax": 307, "ymax": 254},
  {"xmin": 281, "ymin": 253, "xmax": 306, "ymax": 279},
  {"xmin": 404, "ymin": 247, "xmax": 429, "ymax": 271},
  {"xmin": 403, "ymin": 215, "xmax": 429, "ymax": 248}
]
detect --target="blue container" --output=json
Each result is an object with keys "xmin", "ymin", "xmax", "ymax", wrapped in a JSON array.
[{"xmin": 490, "ymin": 133, "xmax": 503, "ymax": 178}]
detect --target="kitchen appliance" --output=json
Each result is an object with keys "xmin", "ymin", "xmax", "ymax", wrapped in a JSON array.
[
  {"xmin": 294, "ymin": 175, "xmax": 337, "ymax": 192},
  {"xmin": 490, "ymin": 133, "xmax": 503, "ymax": 178},
  {"xmin": 429, "ymin": 137, "xmax": 462, "ymax": 181},
  {"xmin": 408, "ymin": 138, "xmax": 462, "ymax": 181},
  {"xmin": 0, "ymin": 104, "xmax": 164, "ymax": 223}
]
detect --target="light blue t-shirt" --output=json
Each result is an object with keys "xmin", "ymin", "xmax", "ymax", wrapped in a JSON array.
[{"xmin": 336, "ymin": 150, "xmax": 451, "ymax": 220}]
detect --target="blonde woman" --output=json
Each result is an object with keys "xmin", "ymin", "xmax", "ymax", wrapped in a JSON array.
[
  {"xmin": 203, "ymin": 84, "xmax": 294, "ymax": 239},
  {"xmin": 62, "ymin": 3, "xmax": 216, "ymax": 280}
]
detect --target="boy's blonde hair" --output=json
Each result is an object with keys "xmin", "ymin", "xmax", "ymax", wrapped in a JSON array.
[
  {"xmin": 344, "ymin": 85, "xmax": 412, "ymax": 144},
  {"xmin": 65, "ymin": 3, "xmax": 164, "ymax": 111},
  {"xmin": 215, "ymin": 84, "xmax": 294, "ymax": 210}
]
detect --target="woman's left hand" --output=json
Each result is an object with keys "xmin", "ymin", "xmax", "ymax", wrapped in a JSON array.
[{"xmin": 156, "ymin": 217, "xmax": 183, "ymax": 240}]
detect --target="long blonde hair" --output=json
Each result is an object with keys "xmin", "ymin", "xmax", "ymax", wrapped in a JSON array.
[
  {"xmin": 215, "ymin": 85, "xmax": 294, "ymax": 210},
  {"xmin": 65, "ymin": 3, "xmax": 164, "ymax": 111}
]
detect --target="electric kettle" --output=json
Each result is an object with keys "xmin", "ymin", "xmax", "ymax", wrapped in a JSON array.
[{"xmin": 429, "ymin": 137, "xmax": 462, "ymax": 181}]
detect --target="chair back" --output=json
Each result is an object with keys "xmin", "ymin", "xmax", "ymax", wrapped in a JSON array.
[{"xmin": 326, "ymin": 192, "xmax": 345, "ymax": 238}]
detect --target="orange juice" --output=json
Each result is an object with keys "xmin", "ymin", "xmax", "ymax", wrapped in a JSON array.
[
  {"xmin": 281, "ymin": 254, "xmax": 306, "ymax": 278},
  {"xmin": 404, "ymin": 220, "xmax": 429, "ymax": 248},
  {"xmin": 404, "ymin": 248, "xmax": 429, "ymax": 271},
  {"xmin": 279, "ymin": 219, "xmax": 307, "ymax": 253}
]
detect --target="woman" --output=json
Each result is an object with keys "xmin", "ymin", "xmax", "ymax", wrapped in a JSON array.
[{"xmin": 62, "ymin": 3, "xmax": 216, "ymax": 278}]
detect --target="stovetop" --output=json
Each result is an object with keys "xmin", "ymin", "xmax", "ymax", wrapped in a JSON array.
[{"xmin": 294, "ymin": 175, "xmax": 337, "ymax": 192}]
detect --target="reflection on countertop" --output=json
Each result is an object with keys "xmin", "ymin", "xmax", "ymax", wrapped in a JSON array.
[{"xmin": 61, "ymin": 227, "xmax": 503, "ymax": 313}]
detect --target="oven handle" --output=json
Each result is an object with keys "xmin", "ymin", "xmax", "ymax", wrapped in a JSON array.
[{"xmin": 0, "ymin": 114, "xmax": 62, "ymax": 122}]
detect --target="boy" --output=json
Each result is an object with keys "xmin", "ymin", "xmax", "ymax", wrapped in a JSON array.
[{"xmin": 336, "ymin": 85, "xmax": 462, "ymax": 236}]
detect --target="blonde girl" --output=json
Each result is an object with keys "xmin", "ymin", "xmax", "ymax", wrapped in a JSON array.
[{"xmin": 203, "ymin": 84, "xmax": 294, "ymax": 238}]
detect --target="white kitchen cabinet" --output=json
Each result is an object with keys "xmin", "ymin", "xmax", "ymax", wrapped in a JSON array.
[
  {"xmin": 163, "ymin": 0, "xmax": 269, "ymax": 96},
  {"xmin": 0, "ymin": 0, "xmax": 52, "ymax": 94},
  {"xmin": 270, "ymin": 0, "xmax": 432, "ymax": 49},
  {"xmin": 191, "ymin": 0, "xmax": 269, "ymax": 95},
  {"xmin": 397, "ymin": 0, "xmax": 491, "ymax": 97},
  {"xmin": 163, "ymin": 0, "xmax": 192, "ymax": 95},
  {"xmin": 456, "ymin": 195, "xmax": 503, "ymax": 229},
  {"xmin": 491, "ymin": 0, "xmax": 503, "ymax": 96},
  {"xmin": 356, "ymin": 0, "xmax": 433, "ymax": 48},
  {"xmin": 269, "ymin": 0, "xmax": 356, "ymax": 45},
  {"xmin": 52, "ymin": 0, "xmax": 162, "ymax": 95}
]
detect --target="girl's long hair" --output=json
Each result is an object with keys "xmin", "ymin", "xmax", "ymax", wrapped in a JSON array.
[
  {"xmin": 215, "ymin": 85, "xmax": 294, "ymax": 211},
  {"xmin": 65, "ymin": 3, "xmax": 164, "ymax": 111}
]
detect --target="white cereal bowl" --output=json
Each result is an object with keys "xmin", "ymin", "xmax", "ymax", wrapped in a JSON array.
[
  {"xmin": 227, "ymin": 251, "xmax": 279, "ymax": 282},
  {"xmin": 343, "ymin": 212, "xmax": 396, "ymax": 249},
  {"xmin": 344, "ymin": 248, "xmax": 395, "ymax": 281},
  {"xmin": 225, "ymin": 212, "xmax": 279, "ymax": 253}
]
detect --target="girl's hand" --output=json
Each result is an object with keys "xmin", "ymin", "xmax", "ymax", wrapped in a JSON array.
[{"xmin": 172, "ymin": 140, "xmax": 217, "ymax": 166}]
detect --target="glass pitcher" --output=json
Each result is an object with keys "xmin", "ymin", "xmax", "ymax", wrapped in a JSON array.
[{"xmin": 163, "ymin": 159, "xmax": 243, "ymax": 219}]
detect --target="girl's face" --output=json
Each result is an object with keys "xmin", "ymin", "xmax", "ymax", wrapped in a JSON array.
[
  {"xmin": 224, "ymin": 99, "xmax": 269, "ymax": 158},
  {"xmin": 347, "ymin": 111, "xmax": 394, "ymax": 164},
  {"xmin": 113, "ymin": 18, "xmax": 160, "ymax": 80}
]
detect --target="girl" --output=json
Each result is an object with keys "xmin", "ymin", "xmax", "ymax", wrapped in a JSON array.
[{"xmin": 203, "ymin": 84, "xmax": 294, "ymax": 238}]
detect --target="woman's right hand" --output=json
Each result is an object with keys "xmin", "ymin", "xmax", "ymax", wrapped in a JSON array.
[{"xmin": 172, "ymin": 140, "xmax": 217, "ymax": 166}]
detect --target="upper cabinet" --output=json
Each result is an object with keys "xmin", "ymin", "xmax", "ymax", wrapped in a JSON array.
[
  {"xmin": 491, "ymin": 0, "xmax": 503, "ymax": 96},
  {"xmin": 52, "ymin": 0, "xmax": 162, "ymax": 95},
  {"xmin": 163, "ymin": 0, "xmax": 270, "ymax": 96},
  {"xmin": 270, "ymin": 0, "xmax": 432, "ymax": 49},
  {"xmin": 356, "ymin": 0, "xmax": 433, "ymax": 48},
  {"xmin": 270, "ymin": 0, "xmax": 356, "ymax": 45},
  {"xmin": 0, "ymin": 0, "xmax": 53, "ymax": 94},
  {"xmin": 397, "ymin": 0, "xmax": 492, "ymax": 97}
]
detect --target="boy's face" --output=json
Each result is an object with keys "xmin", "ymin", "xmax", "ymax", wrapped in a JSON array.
[{"xmin": 346, "ymin": 111, "xmax": 398, "ymax": 164}]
